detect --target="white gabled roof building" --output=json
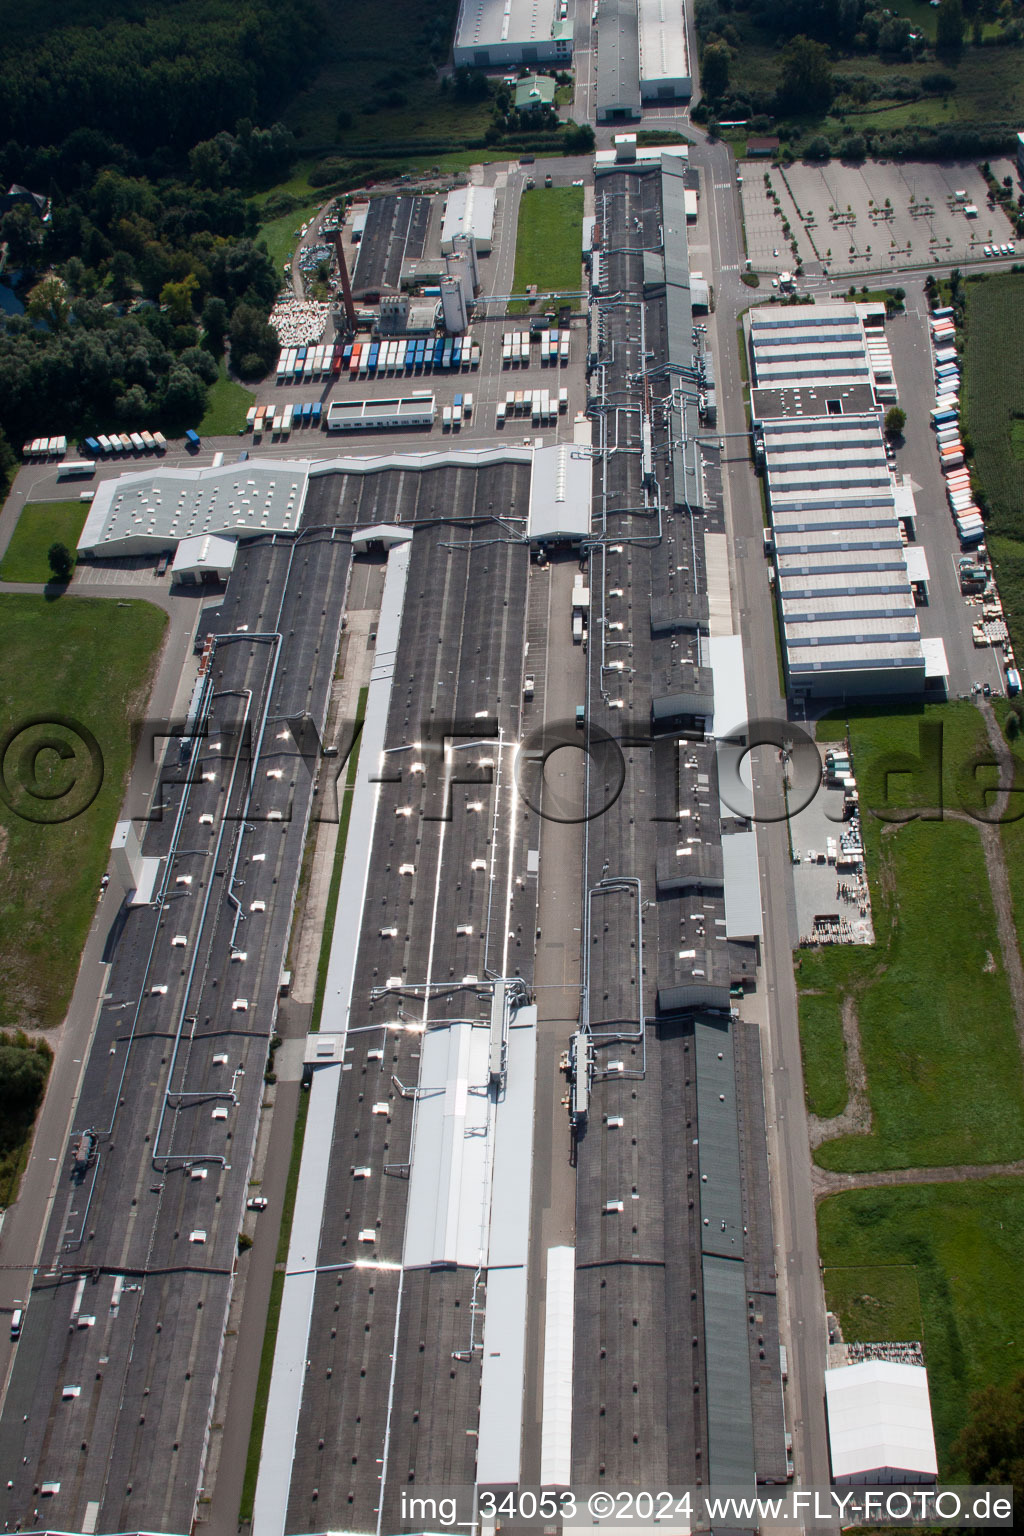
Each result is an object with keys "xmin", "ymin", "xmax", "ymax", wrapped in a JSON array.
[{"xmin": 825, "ymin": 1361, "xmax": 938, "ymax": 1486}]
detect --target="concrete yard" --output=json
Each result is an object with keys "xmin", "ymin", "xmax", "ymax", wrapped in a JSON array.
[{"xmin": 772, "ymin": 160, "xmax": 1017, "ymax": 277}]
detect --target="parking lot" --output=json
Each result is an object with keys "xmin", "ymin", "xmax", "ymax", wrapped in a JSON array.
[{"xmin": 743, "ymin": 159, "xmax": 1018, "ymax": 277}]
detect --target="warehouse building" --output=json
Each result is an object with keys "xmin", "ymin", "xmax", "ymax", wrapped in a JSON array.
[
  {"xmin": 825, "ymin": 1362, "xmax": 938, "ymax": 1486},
  {"xmin": 78, "ymin": 462, "xmax": 310, "ymax": 558},
  {"xmin": 749, "ymin": 306, "xmax": 946, "ymax": 700},
  {"xmin": 638, "ymin": 0, "xmax": 692, "ymax": 102},
  {"xmin": 441, "ymin": 184, "xmax": 496, "ymax": 255},
  {"xmin": 596, "ymin": 0, "xmax": 642, "ymax": 121},
  {"xmin": 326, "ymin": 396, "xmax": 437, "ymax": 432},
  {"xmin": 453, "ymin": 0, "xmax": 573, "ymax": 67}
]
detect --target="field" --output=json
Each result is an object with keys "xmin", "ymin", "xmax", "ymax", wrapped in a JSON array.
[
  {"xmin": 256, "ymin": 199, "xmax": 324, "ymax": 278},
  {"xmin": 198, "ymin": 362, "xmax": 256, "ymax": 438},
  {"xmin": 799, "ymin": 704, "xmax": 1024, "ymax": 1170},
  {"xmin": 963, "ymin": 273, "xmax": 1024, "ymax": 541},
  {"xmin": 818, "ymin": 1180, "xmax": 1024, "ymax": 1468},
  {"xmin": 0, "ymin": 501, "xmax": 88, "ymax": 583},
  {"xmin": 962, "ymin": 274, "xmax": 1024, "ymax": 658},
  {"xmin": 0, "ymin": 596, "xmax": 167, "ymax": 1032},
  {"xmin": 508, "ymin": 186, "xmax": 585, "ymax": 314},
  {"xmin": 822, "ymin": 1263, "xmax": 924, "ymax": 1343}
]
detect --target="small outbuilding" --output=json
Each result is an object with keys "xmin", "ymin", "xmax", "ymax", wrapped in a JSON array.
[
  {"xmin": 170, "ymin": 533, "xmax": 238, "ymax": 586},
  {"xmin": 515, "ymin": 74, "xmax": 556, "ymax": 112}
]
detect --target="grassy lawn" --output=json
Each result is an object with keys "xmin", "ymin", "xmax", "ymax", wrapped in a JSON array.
[
  {"xmin": 0, "ymin": 501, "xmax": 89, "ymax": 584},
  {"xmin": 819, "ymin": 1180, "xmax": 1024, "ymax": 1469},
  {"xmin": 961, "ymin": 274, "xmax": 1024, "ymax": 657},
  {"xmin": 798, "ymin": 704, "xmax": 1024, "ymax": 1170},
  {"xmin": 256, "ymin": 199, "xmax": 323, "ymax": 277},
  {"xmin": 198, "ymin": 362, "xmax": 256, "ymax": 438},
  {"xmin": 508, "ymin": 185, "xmax": 584, "ymax": 314},
  {"xmin": 823, "ymin": 1262, "xmax": 924, "ymax": 1342},
  {"xmin": 0, "ymin": 596, "xmax": 167, "ymax": 1032}
]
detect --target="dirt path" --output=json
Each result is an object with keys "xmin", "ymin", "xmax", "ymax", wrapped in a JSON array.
[
  {"xmin": 807, "ymin": 996, "xmax": 872, "ymax": 1148},
  {"xmin": 813, "ymin": 1158, "xmax": 1024, "ymax": 1200}
]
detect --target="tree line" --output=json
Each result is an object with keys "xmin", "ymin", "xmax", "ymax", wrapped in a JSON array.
[{"xmin": 0, "ymin": 0, "xmax": 328, "ymax": 478}]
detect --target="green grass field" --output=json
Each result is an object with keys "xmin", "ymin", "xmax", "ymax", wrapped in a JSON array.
[
  {"xmin": 823, "ymin": 1263, "xmax": 924, "ymax": 1342},
  {"xmin": 961, "ymin": 275, "xmax": 1024, "ymax": 659},
  {"xmin": 198, "ymin": 362, "xmax": 256, "ymax": 438},
  {"xmin": 0, "ymin": 501, "xmax": 89, "ymax": 584},
  {"xmin": 819, "ymin": 1181, "xmax": 1024, "ymax": 1468},
  {"xmin": 256, "ymin": 200, "xmax": 324, "ymax": 277},
  {"xmin": 799, "ymin": 705, "xmax": 1024, "ymax": 1170},
  {"xmin": 508, "ymin": 186, "xmax": 584, "ymax": 314},
  {"xmin": 0, "ymin": 596, "xmax": 167, "ymax": 1032},
  {"xmin": 963, "ymin": 273, "xmax": 1024, "ymax": 542}
]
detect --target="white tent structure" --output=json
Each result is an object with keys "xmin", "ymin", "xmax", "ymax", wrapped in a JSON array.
[{"xmin": 825, "ymin": 1361, "xmax": 938, "ymax": 1485}]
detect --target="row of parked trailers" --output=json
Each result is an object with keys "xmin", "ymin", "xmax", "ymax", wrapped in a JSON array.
[
  {"xmin": 83, "ymin": 430, "xmax": 167, "ymax": 456},
  {"xmin": 275, "ymin": 335, "xmax": 481, "ymax": 383},
  {"xmin": 496, "ymin": 387, "xmax": 569, "ymax": 427},
  {"xmin": 502, "ymin": 330, "xmax": 570, "ymax": 367},
  {"xmin": 928, "ymin": 308, "xmax": 982, "ymax": 546},
  {"xmin": 22, "ymin": 435, "xmax": 68, "ymax": 459},
  {"xmin": 249, "ymin": 401, "xmax": 323, "ymax": 437}
]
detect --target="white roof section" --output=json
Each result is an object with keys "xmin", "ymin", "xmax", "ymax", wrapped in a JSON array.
[
  {"xmin": 170, "ymin": 532, "xmax": 237, "ymax": 577},
  {"xmin": 750, "ymin": 304, "xmax": 874, "ymax": 390},
  {"xmin": 722, "ymin": 830, "xmax": 763, "ymax": 940},
  {"xmin": 708, "ymin": 633, "xmax": 748, "ymax": 742},
  {"xmin": 638, "ymin": 0, "xmax": 690, "ymax": 88},
  {"xmin": 474, "ymin": 1003, "xmax": 537, "ymax": 1484},
  {"xmin": 528, "ymin": 443, "xmax": 592, "ymax": 541},
  {"xmin": 540, "ymin": 1247, "xmax": 575, "ymax": 1487},
  {"xmin": 404, "ymin": 1022, "xmax": 493, "ymax": 1269},
  {"xmin": 441, "ymin": 184, "xmax": 496, "ymax": 252},
  {"xmin": 921, "ymin": 636, "xmax": 950, "ymax": 678},
  {"xmin": 750, "ymin": 321, "xmax": 927, "ymax": 693},
  {"xmin": 477, "ymin": 1268, "xmax": 529, "ymax": 1485},
  {"xmin": 79, "ymin": 461, "xmax": 309, "ymax": 556},
  {"xmin": 455, "ymin": 0, "xmax": 559, "ymax": 50},
  {"xmin": 825, "ymin": 1361, "xmax": 938, "ymax": 1483},
  {"xmin": 903, "ymin": 545, "xmax": 930, "ymax": 583}
]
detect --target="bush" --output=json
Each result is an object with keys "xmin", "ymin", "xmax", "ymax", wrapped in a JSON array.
[{"xmin": 806, "ymin": 135, "xmax": 831, "ymax": 163}]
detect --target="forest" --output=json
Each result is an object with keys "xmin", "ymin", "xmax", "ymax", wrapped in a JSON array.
[{"xmin": 0, "ymin": 0, "xmax": 326, "ymax": 469}]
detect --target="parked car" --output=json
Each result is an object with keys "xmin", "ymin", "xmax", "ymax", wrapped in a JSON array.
[{"xmin": 247, "ymin": 1196, "xmax": 268, "ymax": 1211}]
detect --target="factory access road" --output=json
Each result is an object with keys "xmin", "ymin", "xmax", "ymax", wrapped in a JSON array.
[{"xmin": 687, "ymin": 130, "xmax": 838, "ymax": 1498}]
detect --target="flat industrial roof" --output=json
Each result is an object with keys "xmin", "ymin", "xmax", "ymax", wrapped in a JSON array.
[
  {"xmin": 638, "ymin": 0, "xmax": 689, "ymax": 84},
  {"xmin": 455, "ymin": 0, "xmax": 560, "ymax": 48},
  {"xmin": 79, "ymin": 461, "xmax": 309, "ymax": 554},
  {"xmin": 597, "ymin": 0, "xmax": 641, "ymax": 116}
]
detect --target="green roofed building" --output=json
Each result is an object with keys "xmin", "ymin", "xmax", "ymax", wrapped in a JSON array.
[{"xmin": 515, "ymin": 74, "xmax": 556, "ymax": 111}]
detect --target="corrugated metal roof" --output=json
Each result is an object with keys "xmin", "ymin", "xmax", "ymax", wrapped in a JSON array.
[
  {"xmin": 695, "ymin": 1018, "xmax": 744, "ymax": 1259},
  {"xmin": 596, "ymin": 0, "xmax": 641, "ymax": 117},
  {"xmin": 722, "ymin": 830, "xmax": 763, "ymax": 940},
  {"xmin": 702, "ymin": 1255, "xmax": 756, "ymax": 1486}
]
